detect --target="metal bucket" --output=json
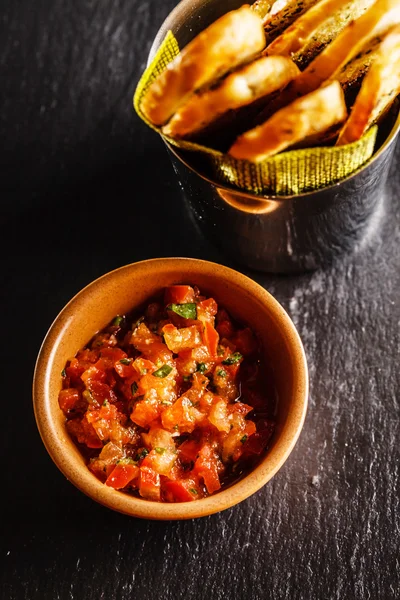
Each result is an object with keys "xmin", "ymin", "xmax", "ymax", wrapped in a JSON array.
[{"xmin": 148, "ymin": 0, "xmax": 400, "ymax": 273}]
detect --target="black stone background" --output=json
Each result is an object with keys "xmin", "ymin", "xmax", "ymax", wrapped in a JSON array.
[{"xmin": 1, "ymin": 1, "xmax": 399, "ymax": 598}]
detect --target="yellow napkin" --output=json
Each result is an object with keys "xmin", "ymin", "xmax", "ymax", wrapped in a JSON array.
[{"xmin": 134, "ymin": 31, "xmax": 377, "ymax": 196}]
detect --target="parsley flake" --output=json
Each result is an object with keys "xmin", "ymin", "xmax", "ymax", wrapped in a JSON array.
[
  {"xmin": 167, "ymin": 303, "xmax": 197, "ymax": 320},
  {"xmin": 222, "ymin": 352, "xmax": 243, "ymax": 365},
  {"xmin": 152, "ymin": 364, "xmax": 173, "ymax": 378}
]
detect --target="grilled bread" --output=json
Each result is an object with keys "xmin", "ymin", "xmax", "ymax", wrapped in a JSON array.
[
  {"xmin": 229, "ymin": 80, "xmax": 347, "ymax": 161},
  {"xmin": 141, "ymin": 6, "xmax": 266, "ymax": 126},
  {"xmin": 162, "ymin": 56, "xmax": 299, "ymax": 138}
]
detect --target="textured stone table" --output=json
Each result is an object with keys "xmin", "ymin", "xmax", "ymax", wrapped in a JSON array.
[{"xmin": 1, "ymin": 1, "xmax": 399, "ymax": 598}]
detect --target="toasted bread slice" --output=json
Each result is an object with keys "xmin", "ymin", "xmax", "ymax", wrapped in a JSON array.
[
  {"xmin": 265, "ymin": 0, "xmax": 373, "ymax": 60},
  {"xmin": 337, "ymin": 26, "xmax": 400, "ymax": 144},
  {"xmin": 294, "ymin": 0, "xmax": 400, "ymax": 96},
  {"xmin": 336, "ymin": 34, "xmax": 383, "ymax": 96},
  {"xmin": 252, "ymin": 0, "xmax": 273, "ymax": 19},
  {"xmin": 162, "ymin": 56, "xmax": 300, "ymax": 139},
  {"xmin": 264, "ymin": 0, "xmax": 320, "ymax": 42},
  {"xmin": 141, "ymin": 6, "xmax": 266, "ymax": 126},
  {"xmin": 291, "ymin": 0, "xmax": 376, "ymax": 68},
  {"xmin": 229, "ymin": 80, "xmax": 347, "ymax": 162}
]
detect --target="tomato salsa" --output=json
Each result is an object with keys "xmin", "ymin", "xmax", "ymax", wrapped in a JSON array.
[{"xmin": 58, "ymin": 285, "xmax": 276, "ymax": 502}]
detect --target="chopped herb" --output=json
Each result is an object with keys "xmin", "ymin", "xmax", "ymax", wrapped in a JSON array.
[
  {"xmin": 112, "ymin": 315, "xmax": 124, "ymax": 326},
  {"xmin": 140, "ymin": 367, "xmax": 148, "ymax": 375},
  {"xmin": 131, "ymin": 382, "xmax": 138, "ymax": 395},
  {"xmin": 116, "ymin": 457, "xmax": 135, "ymax": 466},
  {"xmin": 217, "ymin": 369, "xmax": 227, "ymax": 377},
  {"xmin": 136, "ymin": 448, "xmax": 149, "ymax": 461},
  {"xmin": 167, "ymin": 303, "xmax": 197, "ymax": 320},
  {"xmin": 153, "ymin": 364, "xmax": 173, "ymax": 378},
  {"xmin": 61, "ymin": 368, "xmax": 67, "ymax": 378},
  {"xmin": 197, "ymin": 363, "xmax": 207, "ymax": 374},
  {"xmin": 183, "ymin": 375, "xmax": 192, "ymax": 382},
  {"xmin": 119, "ymin": 358, "xmax": 132, "ymax": 365},
  {"xmin": 189, "ymin": 488, "xmax": 198, "ymax": 495},
  {"xmin": 83, "ymin": 389, "xmax": 94, "ymax": 403},
  {"xmin": 132, "ymin": 316, "xmax": 145, "ymax": 330},
  {"xmin": 217, "ymin": 346, "xmax": 225, "ymax": 356},
  {"xmin": 103, "ymin": 399, "xmax": 109, "ymax": 407},
  {"xmin": 155, "ymin": 447, "xmax": 166, "ymax": 455},
  {"xmin": 240, "ymin": 435, "xmax": 248, "ymax": 444},
  {"xmin": 222, "ymin": 352, "xmax": 243, "ymax": 365},
  {"xmin": 173, "ymin": 425, "xmax": 179, "ymax": 431}
]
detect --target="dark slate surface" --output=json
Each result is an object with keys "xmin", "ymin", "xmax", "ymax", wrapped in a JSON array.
[{"xmin": 1, "ymin": 1, "xmax": 399, "ymax": 598}]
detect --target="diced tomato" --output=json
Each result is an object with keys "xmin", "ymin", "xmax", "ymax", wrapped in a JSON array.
[
  {"xmin": 105, "ymin": 461, "xmax": 139, "ymax": 489},
  {"xmin": 161, "ymin": 395, "xmax": 202, "ymax": 433},
  {"xmin": 87, "ymin": 380, "xmax": 117, "ymax": 404},
  {"xmin": 229, "ymin": 401, "xmax": 254, "ymax": 417},
  {"xmin": 203, "ymin": 321, "xmax": 219, "ymax": 358},
  {"xmin": 81, "ymin": 365, "xmax": 107, "ymax": 385},
  {"xmin": 58, "ymin": 388, "xmax": 81, "ymax": 414},
  {"xmin": 77, "ymin": 349, "xmax": 99, "ymax": 363},
  {"xmin": 233, "ymin": 328, "xmax": 258, "ymax": 356},
  {"xmin": 139, "ymin": 465, "xmax": 161, "ymax": 500},
  {"xmin": 66, "ymin": 358, "xmax": 87, "ymax": 385},
  {"xmin": 164, "ymin": 285, "xmax": 195, "ymax": 305},
  {"xmin": 132, "ymin": 358, "xmax": 156, "ymax": 376},
  {"xmin": 216, "ymin": 309, "xmax": 234, "ymax": 339},
  {"xmin": 178, "ymin": 439, "xmax": 203, "ymax": 462},
  {"xmin": 95, "ymin": 347, "xmax": 127, "ymax": 370},
  {"xmin": 130, "ymin": 397, "xmax": 161, "ymax": 428},
  {"xmin": 194, "ymin": 445, "xmax": 222, "ymax": 494},
  {"xmin": 197, "ymin": 298, "xmax": 218, "ymax": 321},
  {"xmin": 163, "ymin": 480, "xmax": 199, "ymax": 502},
  {"xmin": 131, "ymin": 323, "xmax": 173, "ymax": 363},
  {"xmin": 208, "ymin": 398, "xmax": 230, "ymax": 433},
  {"xmin": 114, "ymin": 361, "xmax": 136, "ymax": 379},
  {"xmin": 242, "ymin": 419, "xmax": 275, "ymax": 456},
  {"xmin": 66, "ymin": 417, "xmax": 102, "ymax": 449},
  {"xmin": 175, "ymin": 349, "xmax": 197, "ymax": 377},
  {"xmin": 163, "ymin": 323, "xmax": 202, "ymax": 353}
]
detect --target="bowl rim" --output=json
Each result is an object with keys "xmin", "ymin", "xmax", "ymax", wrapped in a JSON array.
[{"xmin": 33, "ymin": 257, "xmax": 308, "ymax": 519}]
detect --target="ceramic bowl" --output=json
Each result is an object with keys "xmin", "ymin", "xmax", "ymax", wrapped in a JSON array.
[{"xmin": 33, "ymin": 258, "xmax": 308, "ymax": 519}]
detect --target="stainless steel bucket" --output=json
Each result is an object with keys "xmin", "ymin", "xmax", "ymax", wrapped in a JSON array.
[{"xmin": 148, "ymin": 0, "xmax": 400, "ymax": 273}]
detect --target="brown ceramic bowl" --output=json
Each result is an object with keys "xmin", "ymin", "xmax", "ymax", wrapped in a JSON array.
[{"xmin": 33, "ymin": 258, "xmax": 308, "ymax": 519}]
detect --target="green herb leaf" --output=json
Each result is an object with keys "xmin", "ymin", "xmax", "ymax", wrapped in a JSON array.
[
  {"xmin": 196, "ymin": 363, "xmax": 207, "ymax": 374},
  {"xmin": 183, "ymin": 375, "xmax": 192, "ymax": 382},
  {"xmin": 217, "ymin": 369, "xmax": 227, "ymax": 377},
  {"xmin": 136, "ymin": 448, "xmax": 149, "ymax": 461},
  {"xmin": 240, "ymin": 435, "xmax": 248, "ymax": 444},
  {"xmin": 132, "ymin": 316, "xmax": 145, "ymax": 330},
  {"xmin": 131, "ymin": 382, "xmax": 138, "ymax": 395},
  {"xmin": 173, "ymin": 425, "xmax": 179, "ymax": 431},
  {"xmin": 154, "ymin": 447, "xmax": 166, "ymax": 455},
  {"xmin": 116, "ymin": 457, "xmax": 136, "ymax": 466},
  {"xmin": 119, "ymin": 358, "xmax": 132, "ymax": 365},
  {"xmin": 152, "ymin": 364, "xmax": 173, "ymax": 378},
  {"xmin": 112, "ymin": 315, "xmax": 124, "ymax": 326},
  {"xmin": 222, "ymin": 352, "xmax": 243, "ymax": 365},
  {"xmin": 61, "ymin": 368, "xmax": 66, "ymax": 378},
  {"xmin": 189, "ymin": 488, "xmax": 198, "ymax": 495},
  {"xmin": 217, "ymin": 346, "xmax": 225, "ymax": 356},
  {"xmin": 167, "ymin": 303, "xmax": 197, "ymax": 320}
]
